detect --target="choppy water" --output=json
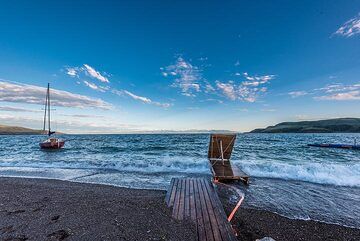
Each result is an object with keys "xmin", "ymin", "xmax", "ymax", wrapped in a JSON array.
[{"xmin": 0, "ymin": 133, "xmax": 359, "ymax": 228}]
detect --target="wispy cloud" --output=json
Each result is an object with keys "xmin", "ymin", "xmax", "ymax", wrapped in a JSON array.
[
  {"xmin": 334, "ymin": 13, "xmax": 360, "ymax": 37},
  {"xmin": 0, "ymin": 106, "xmax": 41, "ymax": 113},
  {"xmin": 113, "ymin": 89, "xmax": 171, "ymax": 108},
  {"xmin": 65, "ymin": 64, "xmax": 110, "ymax": 83},
  {"xmin": 161, "ymin": 56, "xmax": 203, "ymax": 97},
  {"xmin": 314, "ymin": 83, "xmax": 360, "ymax": 101},
  {"xmin": 83, "ymin": 80, "xmax": 109, "ymax": 92},
  {"xmin": 83, "ymin": 64, "xmax": 110, "ymax": 83},
  {"xmin": 288, "ymin": 91, "xmax": 308, "ymax": 98},
  {"xmin": 66, "ymin": 67, "xmax": 78, "ymax": 77},
  {"xmin": 215, "ymin": 72, "xmax": 274, "ymax": 102},
  {"xmin": 0, "ymin": 80, "xmax": 111, "ymax": 109}
]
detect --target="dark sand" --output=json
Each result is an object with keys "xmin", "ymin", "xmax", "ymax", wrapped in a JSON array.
[
  {"xmin": 0, "ymin": 177, "xmax": 196, "ymax": 241},
  {"xmin": 0, "ymin": 177, "xmax": 359, "ymax": 241},
  {"xmin": 219, "ymin": 191, "xmax": 360, "ymax": 241}
]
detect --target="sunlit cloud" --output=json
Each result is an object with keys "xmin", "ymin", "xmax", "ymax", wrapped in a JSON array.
[
  {"xmin": 65, "ymin": 64, "xmax": 110, "ymax": 83},
  {"xmin": 334, "ymin": 13, "xmax": 360, "ymax": 37},
  {"xmin": 215, "ymin": 72, "xmax": 274, "ymax": 102},
  {"xmin": 83, "ymin": 80, "xmax": 109, "ymax": 92},
  {"xmin": 112, "ymin": 89, "xmax": 171, "ymax": 108},
  {"xmin": 161, "ymin": 56, "xmax": 203, "ymax": 97},
  {"xmin": 314, "ymin": 82, "xmax": 360, "ymax": 101},
  {"xmin": 83, "ymin": 64, "xmax": 110, "ymax": 83},
  {"xmin": 288, "ymin": 91, "xmax": 308, "ymax": 98},
  {"xmin": 0, "ymin": 106, "xmax": 41, "ymax": 113},
  {"xmin": 0, "ymin": 80, "xmax": 112, "ymax": 109}
]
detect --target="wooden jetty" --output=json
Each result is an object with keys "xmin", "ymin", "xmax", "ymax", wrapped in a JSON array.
[
  {"xmin": 166, "ymin": 178, "xmax": 238, "ymax": 241},
  {"xmin": 208, "ymin": 134, "xmax": 249, "ymax": 184},
  {"xmin": 165, "ymin": 134, "xmax": 249, "ymax": 240}
]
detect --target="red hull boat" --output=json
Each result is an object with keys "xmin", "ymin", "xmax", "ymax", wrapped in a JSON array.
[
  {"xmin": 40, "ymin": 138, "xmax": 65, "ymax": 149},
  {"xmin": 39, "ymin": 83, "xmax": 65, "ymax": 149}
]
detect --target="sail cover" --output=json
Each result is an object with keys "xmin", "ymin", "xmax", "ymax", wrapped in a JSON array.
[{"xmin": 208, "ymin": 134, "xmax": 236, "ymax": 160}]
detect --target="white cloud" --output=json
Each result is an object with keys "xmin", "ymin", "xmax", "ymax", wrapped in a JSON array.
[
  {"xmin": 83, "ymin": 64, "xmax": 110, "ymax": 83},
  {"xmin": 66, "ymin": 67, "xmax": 78, "ymax": 77},
  {"xmin": 113, "ymin": 89, "xmax": 171, "ymax": 108},
  {"xmin": 0, "ymin": 106, "xmax": 41, "ymax": 113},
  {"xmin": 215, "ymin": 72, "xmax": 275, "ymax": 102},
  {"xmin": 288, "ymin": 91, "xmax": 308, "ymax": 98},
  {"xmin": 0, "ymin": 80, "xmax": 111, "ymax": 109},
  {"xmin": 65, "ymin": 64, "xmax": 110, "ymax": 84},
  {"xmin": 314, "ymin": 82, "xmax": 360, "ymax": 101},
  {"xmin": 334, "ymin": 13, "xmax": 360, "ymax": 37},
  {"xmin": 83, "ymin": 80, "xmax": 109, "ymax": 92},
  {"xmin": 315, "ymin": 90, "xmax": 360, "ymax": 101},
  {"xmin": 162, "ymin": 56, "xmax": 203, "ymax": 96},
  {"xmin": 216, "ymin": 81, "xmax": 237, "ymax": 100}
]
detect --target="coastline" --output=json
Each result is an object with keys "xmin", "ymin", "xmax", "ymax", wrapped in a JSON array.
[{"xmin": 0, "ymin": 177, "xmax": 359, "ymax": 241}]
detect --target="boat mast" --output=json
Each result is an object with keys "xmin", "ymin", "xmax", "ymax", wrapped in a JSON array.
[
  {"xmin": 48, "ymin": 83, "xmax": 51, "ymax": 136},
  {"xmin": 43, "ymin": 83, "xmax": 48, "ymax": 133}
]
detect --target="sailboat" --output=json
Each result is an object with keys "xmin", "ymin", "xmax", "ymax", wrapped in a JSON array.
[{"xmin": 39, "ymin": 83, "xmax": 65, "ymax": 149}]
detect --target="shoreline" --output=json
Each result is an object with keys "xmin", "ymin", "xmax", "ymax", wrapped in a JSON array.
[{"xmin": 0, "ymin": 177, "xmax": 359, "ymax": 241}]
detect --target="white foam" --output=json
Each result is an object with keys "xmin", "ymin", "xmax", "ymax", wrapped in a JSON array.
[{"xmin": 238, "ymin": 159, "xmax": 360, "ymax": 187}]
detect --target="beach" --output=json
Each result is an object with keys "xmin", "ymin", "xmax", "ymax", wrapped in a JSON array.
[{"xmin": 1, "ymin": 177, "xmax": 359, "ymax": 241}]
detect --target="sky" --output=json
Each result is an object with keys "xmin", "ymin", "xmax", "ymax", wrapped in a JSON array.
[{"xmin": 0, "ymin": 0, "xmax": 360, "ymax": 133}]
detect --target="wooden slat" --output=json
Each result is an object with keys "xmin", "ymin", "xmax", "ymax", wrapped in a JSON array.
[
  {"xmin": 166, "ymin": 178, "xmax": 237, "ymax": 241},
  {"xmin": 184, "ymin": 178, "xmax": 190, "ymax": 219},
  {"xmin": 177, "ymin": 178, "xmax": 186, "ymax": 220},
  {"xmin": 194, "ymin": 178, "xmax": 206, "ymax": 241},
  {"xmin": 172, "ymin": 178, "xmax": 182, "ymax": 218},
  {"xmin": 200, "ymin": 178, "xmax": 222, "ymax": 241},
  {"xmin": 189, "ymin": 179, "xmax": 196, "ymax": 221},
  {"xmin": 197, "ymin": 179, "xmax": 214, "ymax": 241},
  {"xmin": 168, "ymin": 178, "xmax": 179, "ymax": 207},
  {"xmin": 203, "ymin": 181, "xmax": 237, "ymax": 241},
  {"xmin": 165, "ymin": 178, "xmax": 175, "ymax": 205}
]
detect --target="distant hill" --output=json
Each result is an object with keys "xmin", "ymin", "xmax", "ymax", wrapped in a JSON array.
[
  {"xmin": 0, "ymin": 124, "xmax": 44, "ymax": 135},
  {"xmin": 250, "ymin": 118, "xmax": 360, "ymax": 133}
]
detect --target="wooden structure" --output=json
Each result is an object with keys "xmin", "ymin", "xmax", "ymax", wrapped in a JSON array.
[
  {"xmin": 166, "ymin": 178, "xmax": 237, "ymax": 241},
  {"xmin": 208, "ymin": 134, "xmax": 249, "ymax": 184}
]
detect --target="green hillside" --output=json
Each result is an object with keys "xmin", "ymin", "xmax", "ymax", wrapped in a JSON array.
[
  {"xmin": 250, "ymin": 118, "xmax": 360, "ymax": 133},
  {"xmin": 0, "ymin": 124, "xmax": 44, "ymax": 135}
]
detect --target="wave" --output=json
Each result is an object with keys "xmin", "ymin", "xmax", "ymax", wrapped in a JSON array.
[
  {"xmin": 238, "ymin": 160, "xmax": 360, "ymax": 187},
  {"xmin": 0, "ymin": 156, "xmax": 210, "ymax": 175}
]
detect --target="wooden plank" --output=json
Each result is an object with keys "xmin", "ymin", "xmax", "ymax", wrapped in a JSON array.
[
  {"xmin": 206, "ymin": 182, "xmax": 237, "ymax": 241},
  {"xmin": 200, "ymin": 178, "xmax": 222, "ymax": 241},
  {"xmin": 166, "ymin": 178, "xmax": 237, "ymax": 241},
  {"xmin": 177, "ymin": 178, "xmax": 186, "ymax": 220},
  {"xmin": 197, "ymin": 179, "xmax": 215, "ymax": 241},
  {"xmin": 172, "ymin": 178, "xmax": 182, "ymax": 218},
  {"xmin": 184, "ymin": 178, "xmax": 190, "ymax": 219},
  {"xmin": 165, "ymin": 178, "xmax": 175, "ymax": 205},
  {"xmin": 189, "ymin": 179, "xmax": 196, "ymax": 221},
  {"xmin": 204, "ymin": 180, "xmax": 237, "ymax": 241},
  {"xmin": 168, "ymin": 178, "xmax": 179, "ymax": 207},
  {"xmin": 194, "ymin": 178, "xmax": 206, "ymax": 241}
]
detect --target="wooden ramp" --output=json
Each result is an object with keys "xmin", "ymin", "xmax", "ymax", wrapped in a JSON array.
[
  {"xmin": 165, "ymin": 178, "xmax": 237, "ymax": 241},
  {"xmin": 208, "ymin": 134, "xmax": 249, "ymax": 184}
]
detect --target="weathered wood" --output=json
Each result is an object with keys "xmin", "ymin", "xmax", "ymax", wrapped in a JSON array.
[
  {"xmin": 210, "ymin": 159, "xmax": 249, "ymax": 184},
  {"xmin": 166, "ymin": 178, "xmax": 237, "ymax": 241}
]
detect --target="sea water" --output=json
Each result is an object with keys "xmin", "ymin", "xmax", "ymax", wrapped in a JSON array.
[{"xmin": 0, "ymin": 133, "xmax": 359, "ymax": 228}]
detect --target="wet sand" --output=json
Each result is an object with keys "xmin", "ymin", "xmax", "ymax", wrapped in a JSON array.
[{"xmin": 0, "ymin": 177, "xmax": 359, "ymax": 241}]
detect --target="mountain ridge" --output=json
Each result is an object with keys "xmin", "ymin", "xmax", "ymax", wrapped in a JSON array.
[{"xmin": 250, "ymin": 118, "xmax": 360, "ymax": 133}]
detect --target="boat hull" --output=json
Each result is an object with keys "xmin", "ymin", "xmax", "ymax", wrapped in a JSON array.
[{"xmin": 39, "ymin": 141, "xmax": 65, "ymax": 149}]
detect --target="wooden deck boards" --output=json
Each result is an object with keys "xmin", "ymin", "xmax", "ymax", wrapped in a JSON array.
[
  {"xmin": 166, "ymin": 178, "xmax": 237, "ymax": 241},
  {"xmin": 209, "ymin": 160, "xmax": 249, "ymax": 184}
]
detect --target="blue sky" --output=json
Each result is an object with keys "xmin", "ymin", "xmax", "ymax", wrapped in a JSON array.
[{"xmin": 0, "ymin": 0, "xmax": 359, "ymax": 133}]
